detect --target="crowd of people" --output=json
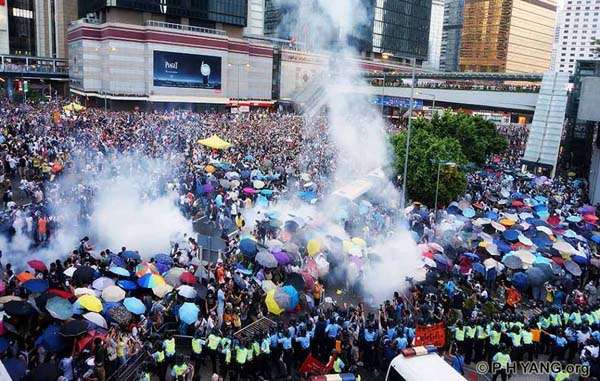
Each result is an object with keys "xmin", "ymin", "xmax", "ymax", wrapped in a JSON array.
[{"xmin": 0, "ymin": 97, "xmax": 598, "ymax": 381}]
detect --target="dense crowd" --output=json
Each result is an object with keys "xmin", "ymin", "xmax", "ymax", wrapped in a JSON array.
[{"xmin": 0, "ymin": 98, "xmax": 598, "ymax": 381}]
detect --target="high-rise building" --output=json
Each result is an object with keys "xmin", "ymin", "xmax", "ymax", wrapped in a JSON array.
[
  {"xmin": 424, "ymin": 0, "xmax": 445, "ymax": 70},
  {"xmin": 550, "ymin": 0, "xmax": 600, "ymax": 73},
  {"xmin": 440, "ymin": 0, "xmax": 464, "ymax": 72},
  {"xmin": 264, "ymin": 0, "xmax": 433, "ymax": 64},
  {"xmin": 459, "ymin": 0, "xmax": 557, "ymax": 73},
  {"xmin": 245, "ymin": 0, "xmax": 265, "ymax": 36}
]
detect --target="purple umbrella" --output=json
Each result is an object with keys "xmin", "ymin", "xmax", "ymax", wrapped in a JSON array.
[
  {"xmin": 202, "ymin": 184, "xmax": 215, "ymax": 193},
  {"xmin": 579, "ymin": 205, "xmax": 596, "ymax": 215},
  {"xmin": 272, "ymin": 251, "xmax": 291, "ymax": 265}
]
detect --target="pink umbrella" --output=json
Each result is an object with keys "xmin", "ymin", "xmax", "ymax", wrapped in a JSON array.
[
  {"xmin": 243, "ymin": 187, "xmax": 257, "ymax": 194},
  {"xmin": 301, "ymin": 272, "xmax": 315, "ymax": 292}
]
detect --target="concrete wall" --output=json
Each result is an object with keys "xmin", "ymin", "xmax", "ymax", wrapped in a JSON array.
[{"xmin": 0, "ymin": 3, "xmax": 9, "ymax": 55}]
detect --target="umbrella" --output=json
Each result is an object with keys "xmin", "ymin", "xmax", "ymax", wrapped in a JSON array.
[
  {"xmin": 60, "ymin": 319, "xmax": 88, "ymax": 337},
  {"xmin": 177, "ymin": 285, "xmax": 198, "ymax": 299},
  {"xmin": 502, "ymin": 254, "xmax": 523, "ymax": 270},
  {"xmin": 235, "ymin": 264, "xmax": 252, "ymax": 275},
  {"xmin": 273, "ymin": 251, "xmax": 291, "ymax": 265},
  {"xmin": 284, "ymin": 273, "xmax": 306, "ymax": 291},
  {"xmin": 46, "ymin": 297, "xmax": 73, "ymax": 320},
  {"xmin": 180, "ymin": 271, "xmax": 197, "ymax": 285},
  {"xmin": 472, "ymin": 262, "xmax": 486, "ymax": 275},
  {"xmin": 307, "ymin": 239, "xmax": 321, "ymax": 256},
  {"xmin": 92, "ymin": 277, "xmax": 115, "ymax": 291},
  {"xmin": 262, "ymin": 280, "xmax": 277, "ymax": 292},
  {"xmin": 15, "ymin": 272, "xmax": 34, "ymax": 283},
  {"xmin": 154, "ymin": 254, "xmax": 174, "ymax": 265},
  {"xmin": 135, "ymin": 262, "xmax": 159, "ymax": 277},
  {"xmin": 138, "ymin": 273, "xmax": 166, "ymax": 288},
  {"xmin": 121, "ymin": 250, "xmax": 141, "ymax": 261},
  {"xmin": 165, "ymin": 268, "xmax": 185, "ymax": 287},
  {"xmin": 123, "ymin": 297, "xmax": 146, "ymax": 315},
  {"xmin": 265, "ymin": 288, "xmax": 289, "ymax": 315},
  {"xmin": 256, "ymin": 250, "xmax": 279, "ymax": 268},
  {"xmin": 109, "ymin": 266, "xmax": 130, "ymax": 277},
  {"xmin": 240, "ymin": 239, "xmax": 258, "ymax": 257},
  {"xmin": 27, "ymin": 260, "xmax": 47, "ymax": 272},
  {"xmin": 78, "ymin": 295, "xmax": 103, "ymax": 313},
  {"xmin": 282, "ymin": 285, "xmax": 299, "ymax": 311},
  {"xmin": 83, "ymin": 312, "xmax": 108, "ymax": 329},
  {"xmin": 503, "ymin": 230, "xmax": 519, "ymax": 241},
  {"xmin": 179, "ymin": 302, "xmax": 199, "ymax": 325},
  {"xmin": 4, "ymin": 300, "xmax": 36, "ymax": 316},
  {"xmin": 62, "ymin": 267, "xmax": 77, "ymax": 278},
  {"xmin": 517, "ymin": 250, "xmax": 536, "ymax": 267},
  {"xmin": 35, "ymin": 325, "xmax": 65, "ymax": 353},
  {"xmin": 198, "ymin": 135, "xmax": 231, "ymax": 149},
  {"xmin": 72, "ymin": 266, "xmax": 95, "ymax": 285},
  {"xmin": 564, "ymin": 260, "xmax": 582, "ymax": 276},
  {"xmin": 483, "ymin": 258, "xmax": 498, "ymax": 270},
  {"xmin": 117, "ymin": 280, "xmax": 138, "ymax": 291},
  {"xmin": 512, "ymin": 272, "xmax": 529, "ymax": 291},
  {"xmin": 0, "ymin": 295, "xmax": 23, "ymax": 304},
  {"xmin": 567, "ymin": 215, "xmax": 582, "ymax": 223},
  {"xmin": 101, "ymin": 285, "xmax": 126, "ymax": 302},
  {"xmin": 74, "ymin": 287, "xmax": 95, "ymax": 297},
  {"xmin": 109, "ymin": 254, "xmax": 126, "ymax": 267},
  {"xmin": 153, "ymin": 284, "xmax": 173, "ymax": 298},
  {"xmin": 553, "ymin": 241, "xmax": 577, "ymax": 254},
  {"xmin": 23, "ymin": 279, "xmax": 49, "ymax": 293},
  {"xmin": 463, "ymin": 208, "xmax": 476, "ymax": 218},
  {"xmin": 526, "ymin": 267, "xmax": 547, "ymax": 286},
  {"xmin": 108, "ymin": 305, "xmax": 132, "ymax": 325}
]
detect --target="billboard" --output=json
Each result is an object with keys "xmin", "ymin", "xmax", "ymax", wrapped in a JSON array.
[
  {"xmin": 371, "ymin": 95, "xmax": 423, "ymax": 109},
  {"xmin": 153, "ymin": 51, "xmax": 222, "ymax": 89}
]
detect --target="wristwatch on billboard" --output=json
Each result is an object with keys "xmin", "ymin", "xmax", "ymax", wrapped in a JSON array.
[{"xmin": 201, "ymin": 61, "xmax": 211, "ymax": 85}]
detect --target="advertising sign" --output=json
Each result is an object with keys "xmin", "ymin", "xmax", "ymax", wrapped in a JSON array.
[
  {"xmin": 414, "ymin": 322, "xmax": 446, "ymax": 347},
  {"xmin": 371, "ymin": 95, "xmax": 423, "ymax": 109},
  {"xmin": 153, "ymin": 51, "xmax": 222, "ymax": 89}
]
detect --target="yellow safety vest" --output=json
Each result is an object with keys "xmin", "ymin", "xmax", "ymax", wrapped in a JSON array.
[
  {"xmin": 477, "ymin": 326, "xmax": 488, "ymax": 339},
  {"xmin": 465, "ymin": 326, "xmax": 476, "ymax": 339},
  {"xmin": 247, "ymin": 347, "xmax": 254, "ymax": 362},
  {"xmin": 550, "ymin": 314, "xmax": 560, "ymax": 327},
  {"xmin": 511, "ymin": 332, "xmax": 522, "ymax": 347},
  {"xmin": 173, "ymin": 364, "xmax": 188, "ymax": 376},
  {"xmin": 142, "ymin": 372, "xmax": 151, "ymax": 381},
  {"xmin": 253, "ymin": 342, "xmax": 261, "ymax": 356},
  {"xmin": 333, "ymin": 358, "xmax": 344, "ymax": 373},
  {"xmin": 455, "ymin": 328, "xmax": 465, "ymax": 341},
  {"xmin": 192, "ymin": 338, "xmax": 203, "ymax": 354},
  {"xmin": 261, "ymin": 339, "xmax": 271, "ymax": 355},
  {"xmin": 236, "ymin": 347, "xmax": 247, "ymax": 364},
  {"xmin": 521, "ymin": 331, "xmax": 533, "ymax": 345},
  {"xmin": 495, "ymin": 353, "xmax": 510, "ymax": 369},
  {"xmin": 208, "ymin": 334, "xmax": 221, "ymax": 350},
  {"xmin": 154, "ymin": 350, "xmax": 165, "ymax": 363},
  {"xmin": 555, "ymin": 371, "xmax": 569, "ymax": 381},
  {"xmin": 490, "ymin": 331, "xmax": 501, "ymax": 346},
  {"xmin": 562, "ymin": 313, "xmax": 570, "ymax": 325},
  {"xmin": 572, "ymin": 312, "xmax": 582, "ymax": 325},
  {"xmin": 164, "ymin": 338, "xmax": 175, "ymax": 356},
  {"xmin": 224, "ymin": 348, "xmax": 232, "ymax": 364}
]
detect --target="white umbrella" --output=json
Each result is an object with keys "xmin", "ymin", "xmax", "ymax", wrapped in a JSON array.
[
  {"xmin": 74, "ymin": 287, "xmax": 96, "ymax": 296},
  {"xmin": 536, "ymin": 226, "xmax": 553, "ymax": 236},
  {"xmin": 491, "ymin": 221, "xmax": 506, "ymax": 232},
  {"xmin": 92, "ymin": 277, "xmax": 115, "ymax": 291},
  {"xmin": 261, "ymin": 280, "xmax": 276, "ymax": 292},
  {"xmin": 152, "ymin": 284, "xmax": 174, "ymax": 298},
  {"xmin": 253, "ymin": 180, "xmax": 265, "ymax": 189},
  {"xmin": 553, "ymin": 241, "xmax": 578, "ymax": 254},
  {"xmin": 483, "ymin": 258, "xmax": 498, "ymax": 270},
  {"xmin": 177, "ymin": 285, "xmax": 197, "ymax": 299},
  {"xmin": 83, "ymin": 312, "xmax": 108, "ymax": 329},
  {"xmin": 423, "ymin": 257, "xmax": 437, "ymax": 268},
  {"xmin": 63, "ymin": 267, "xmax": 77, "ymax": 278},
  {"xmin": 101, "ymin": 285, "xmax": 126, "ymax": 302}
]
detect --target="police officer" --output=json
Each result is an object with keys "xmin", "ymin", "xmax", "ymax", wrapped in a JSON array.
[
  {"xmin": 544, "ymin": 328, "xmax": 568, "ymax": 361},
  {"xmin": 234, "ymin": 341, "xmax": 248, "ymax": 380},
  {"xmin": 162, "ymin": 336, "xmax": 176, "ymax": 367},
  {"xmin": 521, "ymin": 323, "xmax": 535, "ymax": 361},
  {"xmin": 487, "ymin": 323, "xmax": 502, "ymax": 365},
  {"xmin": 171, "ymin": 354, "xmax": 189, "ymax": 381},
  {"xmin": 506, "ymin": 326, "xmax": 522, "ymax": 362},
  {"xmin": 474, "ymin": 318, "xmax": 488, "ymax": 363},
  {"xmin": 464, "ymin": 320, "xmax": 477, "ymax": 364},
  {"xmin": 191, "ymin": 332, "xmax": 206, "ymax": 375},
  {"xmin": 206, "ymin": 329, "xmax": 222, "ymax": 374},
  {"xmin": 452, "ymin": 320, "xmax": 466, "ymax": 359},
  {"xmin": 332, "ymin": 350, "xmax": 346, "ymax": 374},
  {"xmin": 492, "ymin": 344, "xmax": 511, "ymax": 381},
  {"xmin": 151, "ymin": 342, "xmax": 167, "ymax": 381}
]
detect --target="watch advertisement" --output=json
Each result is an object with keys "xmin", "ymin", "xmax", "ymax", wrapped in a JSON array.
[{"xmin": 153, "ymin": 51, "xmax": 222, "ymax": 89}]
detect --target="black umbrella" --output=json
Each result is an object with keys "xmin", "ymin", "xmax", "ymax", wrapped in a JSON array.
[
  {"xmin": 193, "ymin": 284, "xmax": 208, "ymax": 300},
  {"xmin": 284, "ymin": 272, "xmax": 306, "ymax": 291},
  {"xmin": 108, "ymin": 305, "xmax": 132, "ymax": 325},
  {"xmin": 29, "ymin": 362, "xmax": 61, "ymax": 381},
  {"xmin": 35, "ymin": 292, "xmax": 52, "ymax": 310},
  {"xmin": 284, "ymin": 220, "xmax": 299, "ymax": 233},
  {"xmin": 60, "ymin": 319, "xmax": 88, "ymax": 337},
  {"xmin": 4, "ymin": 301, "xmax": 36, "ymax": 316},
  {"xmin": 72, "ymin": 266, "xmax": 95, "ymax": 285}
]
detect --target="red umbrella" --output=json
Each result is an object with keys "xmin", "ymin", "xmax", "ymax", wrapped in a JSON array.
[
  {"xmin": 584, "ymin": 214, "xmax": 599, "ymax": 222},
  {"xmin": 180, "ymin": 271, "xmax": 197, "ymax": 285},
  {"xmin": 76, "ymin": 330, "xmax": 105, "ymax": 353},
  {"xmin": 48, "ymin": 289, "xmax": 75, "ymax": 299},
  {"xmin": 547, "ymin": 215, "xmax": 561, "ymax": 226},
  {"xmin": 301, "ymin": 272, "xmax": 315, "ymax": 292},
  {"xmin": 512, "ymin": 200, "xmax": 524, "ymax": 207},
  {"xmin": 27, "ymin": 260, "xmax": 47, "ymax": 272}
]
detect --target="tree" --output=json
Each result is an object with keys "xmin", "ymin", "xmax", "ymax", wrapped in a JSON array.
[
  {"xmin": 391, "ymin": 128, "xmax": 468, "ymax": 207},
  {"xmin": 413, "ymin": 111, "xmax": 508, "ymax": 166}
]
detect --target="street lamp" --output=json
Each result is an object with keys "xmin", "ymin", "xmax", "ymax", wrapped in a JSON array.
[
  {"xmin": 417, "ymin": 91, "xmax": 436, "ymax": 114},
  {"xmin": 433, "ymin": 160, "xmax": 456, "ymax": 210},
  {"xmin": 380, "ymin": 53, "xmax": 393, "ymax": 115},
  {"xmin": 228, "ymin": 62, "xmax": 250, "ymax": 100},
  {"xmin": 401, "ymin": 57, "xmax": 416, "ymax": 209}
]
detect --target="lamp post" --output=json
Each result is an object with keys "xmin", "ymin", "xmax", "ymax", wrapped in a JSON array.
[
  {"xmin": 380, "ymin": 53, "xmax": 393, "ymax": 116},
  {"xmin": 228, "ymin": 62, "xmax": 251, "ymax": 100},
  {"xmin": 417, "ymin": 91, "xmax": 436, "ymax": 115},
  {"xmin": 434, "ymin": 160, "xmax": 456, "ymax": 209},
  {"xmin": 401, "ymin": 57, "xmax": 416, "ymax": 209}
]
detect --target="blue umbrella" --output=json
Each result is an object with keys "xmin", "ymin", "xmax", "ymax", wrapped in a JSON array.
[
  {"xmin": 592, "ymin": 235, "xmax": 600, "ymax": 244},
  {"xmin": 512, "ymin": 272, "xmax": 529, "ymax": 291},
  {"xmin": 35, "ymin": 325, "xmax": 65, "ymax": 353},
  {"xmin": 535, "ymin": 195, "xmax": 547, "ymax": 203},
  {"xmin": 239, "ymin": 239, "xmax": 258, "ymax": 257},
  {"xmin": 567, "ymin": 216, "xmax": 582, "ymax": 223},
  {"xmin": 572, "ymin": 255, "xmax": 589, "ymax": 265},
  {"xmin": 485, "ymin": 211, "xmax": 499, "ymax": 220},
  {"xmin": 23, "ymin": 279, "xmax": 49, "ymax": 293},
  {"xmin": 532, "ymin": 237, "xmax": 553, "ymax": 248},
  {"xmin": 282, "ymin": 285, "xmax": 299, "ymax": 311},
  {"xmin": 109, "ymin": 267, "xmax": 130, "ymax": 277},
  {"xmin": 503, "ymin": 229, "xmax": 519, "ymax": 241},
  {"xmin": 260, "ymin": 189, "xmax": 273, "ymax": 195},
  {"xmin": 235, "ymin": 264, "xmax": 252, "ymax": 275},
  {"xmin": 0, "ymin": 337, "xmax": 9, "ymax": 353},
  {"xmin": 472, "ymin": 262, "xmax": 486, "ymax": 275},
  {"xmin": 511, "ymin": 192, "xmax": 524, "ymax": 199},
  {"xmin": 102, "ymin": 301, "xmax": 121, "ymax": 316},
  {"xmin": 117, "ymin": 280, "xmax": 138, "ymax": 291},
  {"xmin": 46, "ymin": 297, "xmax": 73, "ymax": 320},
  {"xmin": 447, "ymin": 205, "xmax": 460, "ymax": 215},
  {"xmin": 297, "ymin": 191, "xmax": 316, "ymax": 201},
  {"xmin": 123, "ymin": 297, "xmax": 146, "ymax": 315},
  {"xmin": 71, "ymin": 299, "xmax": 84, "ymax": 315},
  {"xmin": 494, "ymin": 239, "xmax": 512, "ymax": 254},
  {"xmin": 244, "ymin": 155, "xmax": 254, "ymax": 161},
  {"xmin": 462, "ymin": 252, "xmax": 479, "ymax": 260},
  {"xmin": 241, "ymin": 170, "xmax": 250, "ymax": 179},
  {"xmin": 154, "ymin": 254, "xmax": 173, "ymax": 265},
  {"xmin": 462, "ymin": 208, "xmax": 476, "ymax": 218},
  {"xmin": 178, "ymin": 302, "xmax": 199, "ymax": 325},
  {"xmin": 109, "ymin": 254, "xmax": 126, "ymax": 267},
  {"xmin": 121, "ymin": 251, "xmax": 141, "ymax": 261}
]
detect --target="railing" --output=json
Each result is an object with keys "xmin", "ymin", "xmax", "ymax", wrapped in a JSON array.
[
  {"xmin": 145, "ymin": 20, "xmax": 226, "ymax": 36},
  {"xmin": 369, "ymin": 80, "xmax": 542, "ymax": 93},
  {"xmin": 0, "ymin": 55, "xmax": 68, "ymax": 75},
  {"xmin": 69, "ymin": 17, "xmax": 101, "ymax": 28}
]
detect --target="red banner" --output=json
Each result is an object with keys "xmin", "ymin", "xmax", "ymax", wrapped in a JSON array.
[
  {"xmin": 414, "ymin": 322, "xmax": 446, "ymax": 347},
  {"xmin": 298, "ymin": 353, "xmax": 330, "ymax": 375}
]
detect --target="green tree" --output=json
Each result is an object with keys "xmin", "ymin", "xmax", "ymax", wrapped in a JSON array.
[
  {"xmin": 391, "ymin": 128, "xmax": 468, "ymax": 207},
  {"xmin": 414, "ymin": 111, "xmax": 508, "ymax": 166}
]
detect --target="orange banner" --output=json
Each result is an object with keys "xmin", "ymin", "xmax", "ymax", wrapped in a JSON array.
[{"xmin": 414, "ymin": 322, "xmax": 446, "ymax": 347}]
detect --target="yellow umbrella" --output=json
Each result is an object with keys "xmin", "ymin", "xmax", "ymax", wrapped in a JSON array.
[
  {"xmin": 351, "ymin": 237, "xmax": 367, "ymax": 247},
  {"xmin": 205, "ymin": 165, "xmax": 216, "ymax": 173},
  {"xmin": 265, "ymin": 289, "xmax": 284, "ymax": 315},
  {"xmin": 307, "ymin": 239, "xmax": 321, "ymax": 256},
  {"xmin": 78, "ymin": 294, "xmax": 103, "ymax": 313},
  {"xmin": 342, "ymin": 240, "xmax": 354, "ymax": 253},
  {"xmin": 63, "ymin": 102, "xmax": 86, "ymax": 112},
  {"xmin": 198, "ymin": 135, "xmax": 232, "ymax": 149},
  {"xmin": 499, "ymin": 219, "xmax": 515, "ymax": 227}
]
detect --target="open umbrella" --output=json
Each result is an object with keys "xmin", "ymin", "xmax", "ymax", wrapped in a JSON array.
[
  {"xmin": 239, "ymin": 239, "xmax": 258, "ymax": 257},
  {"xmin": 78, "ymin": 295, "xmax": 103, "ymax": 313},
  {"xmin": 154, "ymin": 254, "xmax": 174, "ymax": 266},
  {"xmin": 273, "ymin": 251, "xmax": 291, "ymax": 265},
  {"xmin": 117, "ymin": 280, "xmax": 138, "ymax": 291},
  {"xmin": 23, "ymin": 279, "xmax": 49, "ymax": 293},
  {"xmin": 307, "ymin": 239, "xmax": 321, "ymax": 256},
  {"xmin": 72, "ymin": 266, "xmax": 95, "ymax": 285},
  {"xmin": 180, "ymin": 271, "xmax": 197, "ymax": 285},
  {"xmin": 92, "ymin": 277, "xmax": 115, "ymax": 291},
  {"xmin": 152, "ymin": 284, "xmax": 174, "ymax": 298},
  {"xmin": 62, "ymin": 267, "xmax": 77, "ymax": 278},
  {"xmin": 137, "ymin": 273, "xmax": 166, "ymax": 289},
  {"xmin": 123, "ymin": 297, "xmax": 146, "ymax": 315},
  {"xmin": 502, "ymin": 253, "xmax": 523, "ymax": 270},
  {"xmin": 135, "ymin": 262, "xmax": 158, "ymax": 277},
  {"xmin": 4, "ymin": 300, "xmax": 36, "ymax": 316},
  {"xmin": 60, "ymin": 320, "xmax": 88, "ymax": 337},
  {"xmin": 265, "ymin": 288, "xmax": 288, "ymax": 315},
  {"xmin": 179, "ymin": 302, "xmax": 199, "ymax": 325},
  {"xmin": 74, "ymin": 287, "xmax": 95, "ymax": 297},
  {"xmin": 284, "ymin": 273, "xmax": 306, "ymax": 291},
  {"xmin": 109, "ymin": 266, "xmax": 130, "ymax": 277},
  {"xmin": 83, "ymin": 312, "xmax": 108, "ymax": 329},
  {"xmin": 281, "ymin": 285, "xmax": 299, "ymax": 311},
  {"xmin": 101, "ymin": 285, "xmax": 126, "ymax": 302},
  {"xmin": 256, "ymin": 250, "xmax": 278, "ymax": 268},
  {"xmin": 46, "ymin": 297, "xmax": 73, "ymax": 320},
  {"xmin": 177, "ymin": 285, "xmax": 197, "ymax": 299},
  {"xmin": 526, "ymin": 267, "xmax": 547, "ymax": 286},
  {"xmin": 121, "ymin": 250, "xmax": 141, "ymax": 261},
  {"xmin": 261, "ymin": 280, "xmax": 277, "ymax": 292},
  {"xmin": 108, "ymin": 305, "xmax": 132, "ymax": 325},
  {"xmin": 35, "ymin": 325, "xmax": 65, "ymax": 353},
  {"xmin": 27, "ymin": 260, "xmax": 47, "ymax": 272},
  {"xmin": 564, "ymin": 260, "xmax": 582, "ymax": 276},
  {"xmin": 165, "ymin": 268, "xmax": 185, "ymax": 287}
]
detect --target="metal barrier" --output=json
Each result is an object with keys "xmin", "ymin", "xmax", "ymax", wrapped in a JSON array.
[{"xmin": 145, "ymin": 20, "xmax": 226, "ymax": 36}]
